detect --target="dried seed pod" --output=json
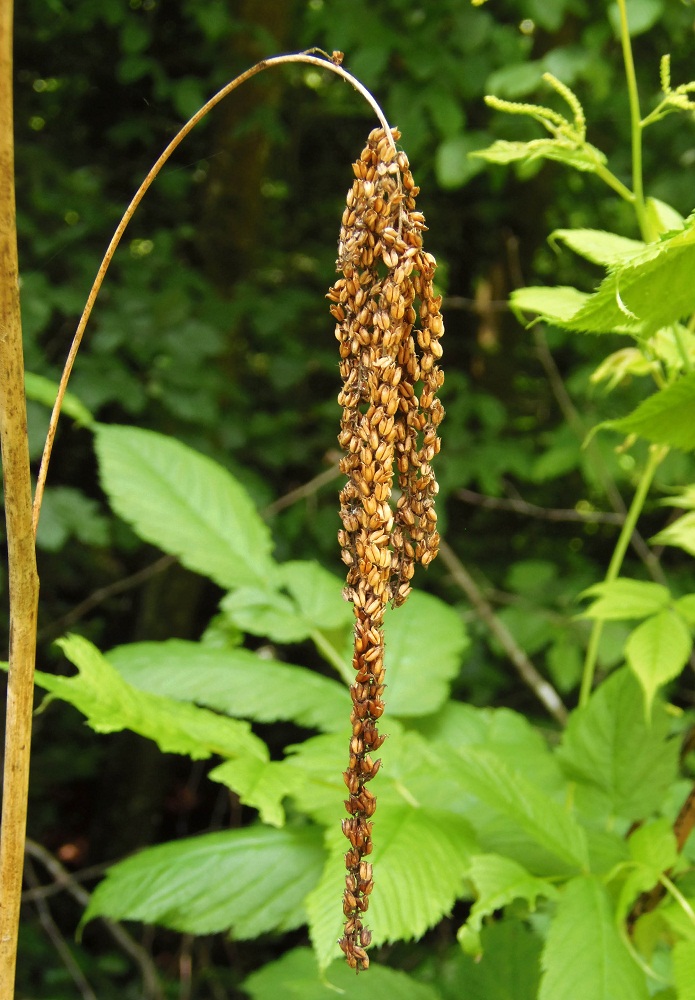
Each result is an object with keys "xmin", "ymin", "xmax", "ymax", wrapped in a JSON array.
[{"xmin": 332, "ymin": 125, "xmax": 444, "ymax": 973}]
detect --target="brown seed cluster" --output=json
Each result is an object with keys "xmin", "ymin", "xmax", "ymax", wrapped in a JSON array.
[{"xmin": 327, "ymin": 126, "xmax": 444, "ymax": 972}]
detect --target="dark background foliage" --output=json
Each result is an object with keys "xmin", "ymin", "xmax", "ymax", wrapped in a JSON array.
[{"xmin": 6, "ymin": 0, "xmax": 695, "ymax": 994}]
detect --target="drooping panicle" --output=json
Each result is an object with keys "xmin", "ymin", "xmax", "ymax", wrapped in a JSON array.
[{"xmin": 328, "ymin": 126, "xmax": 444, "ymax": 972}]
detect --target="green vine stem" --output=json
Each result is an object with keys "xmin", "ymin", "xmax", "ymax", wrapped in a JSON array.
[
  {"xmin": 0, "ymin": 0, "xmax": 41, "ymax": 995},
  {"xmin": 32, "ymin": 50, "xmax": 397, "ymax": 534},
  {"xmin": 579, "ymin": 445, "xmax": 667, "ymax": 707},
  {"xmin": 616, "ymin": 0, "xmax": 650, "ymax": 240}
]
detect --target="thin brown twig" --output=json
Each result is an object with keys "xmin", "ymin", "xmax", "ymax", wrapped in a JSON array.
[
  {"xmin": 456, "ymin": 487, "xmax": 624, "ymax": 524},
  {"xmin": 23, "ymin": 856, "xmax": 98, "ymax": 1000},
  {"xmin": 25, "ymin": 839, "xmax": 165, "ymax": 1000},
  {"xmin": 263, "ymin": 460, "xmax": 342, "ymax": 517},
  {"xmin": 37, "ymin": 554, "xmax": 176, "ymax": 641},
  {"xmin": 32, "ymin": 50, "xmax": 398, "ymax": 535},
  {"xmin": 438, "ymin": 539, "xmax": 568, "ymax": 725}
]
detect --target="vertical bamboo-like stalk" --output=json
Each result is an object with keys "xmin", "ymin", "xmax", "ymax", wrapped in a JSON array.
[{"xmin": 0, "ymin": 0, "xmax": 40, "ymax": 994}]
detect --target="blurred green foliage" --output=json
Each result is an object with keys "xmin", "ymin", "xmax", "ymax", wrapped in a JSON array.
[{"xmin": 8, "ymin": 0, "xmax": 695, "ymax": 996}]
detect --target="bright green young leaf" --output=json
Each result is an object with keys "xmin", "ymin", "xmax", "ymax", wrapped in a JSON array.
[
  {"xmin": 471, "ymin": 138, "xmax": 607, "ymax": 173},
  {"xmin": 539, "ymin": 876, "xmax": 649, "ymax": 1000},
  {"xmin": 626, "ymin": 610, "xmax": 692, "ymax": 712},
  {"xmin": 511, "ymin": 285, "xmax": 591, "ymax": 324},
  {"xmin": 646, "ymin": 196, "xmax": 685, "ymax": 237},
  {"xmin": 243, "ymin": 947, "xmax": 441, "ymax": 1000},
  {"xmin": 382, "ymin": 591, "xmax": 468, "ymax": 717},
  {"xmin": 42, "ymin": 635, "xmax": 267, "ymax": 762},
  {"xmin": 107, "ymin": 639, "xmax": 349, "ymax": 732},
  {"xmin": 674, "ymin": 594, "xmax": 695, "ymax": 626},
  {"xmin": 465, "ymin": 854, "xmax": 559, "ymax": 933},
  {"xmin": 83, "ymin": 825, "xmax": 325, "ymax": 937},
  {"xmin": 652, "ymin": 512, "xmax": 695, "ymax": 557},
  {"xmin": 580, "ymin": 578, "xmax": 671, "ymax": 621},
  {"xmin": 454, "ymin": 748, "xmax": 588, "ymax": 870},
  {"xmin": 628, "ymin": 818, "xmax": 679, "ymax": 875},
  {"xmin": 93, "ymin": 423, "xmax": 275, "ymax": 589},
  {"xmin": 603, "ymin": 373, "xmax": 695, "ymax": 451},
  {"xmin": 673, "ymin": 941, "xmax": 695, "ymax": 1000},
  {"xmin": 208, "ymin": 757, "xmax": 304, "ymax": 827},
  {"xmin": 306, "ymin": 805, "xmax": 477, "ymax": 969},
  {"xmin": 445, "ymin": 920, "xmax": 542, "ymax": 1000},
  {"xmin": 557, "ymin": 668, "xmax": 679, "ymax": 820},
  {"xmin": 550, "ymin": 229, "xmax": 644, "ymax": 267},
  {"xmin": 25, "ymin": 371, "xmax": 93, "ymax": 427}
]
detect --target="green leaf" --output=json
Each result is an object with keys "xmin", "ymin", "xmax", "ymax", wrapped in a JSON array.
[
  {"xmin": 557, "ymin": 668, "xmax": 679, "ymax": 820},
  {"xmin": 646, "ymin": 197, "xmax": 685, "ymax": 237},
  {"xmin": 383, "ymin": 591, "xmax": 468, "ymax": 717},
  {"xmin": 675, "ymin": 594, "xmax": 695, "ymax": 626},
  {"xmin": 653, "ymin": 512, "xmax": 695, "ymax": 557},
  {"xmin": 25, "ymin": 371, "xmax": 93, "ymax": 427},
  {"xmin": 243, "ymin": 947, "xmax": 441, "ymax": 1000},
  {"xmin": 673, "ymin": 941, "xmax": 695, "ymax": 1000},
  {"xmin": 465, "ymin": 854, "xmax": 558, "ymax": 933},
  {"xmin": 626, "ymin": 610, "xmax": 692, "ymax": 712},
  {"xmin": 83, "ymin": 825, "xmax": 325, "ymax": 936},
  {"xmin": 550, "ymin": 229, "xmax": 644, "ymax": 267},
  {"xmin": 603, "ymin": 374, "xmax": 695, "ymax": 451},
  {"xmin": 580, "ymin": 579, "xmax": 671, "ymax": 621},
  {"xmin": 539, "ymin": 876, "xmax": 649, "ymax": 1000},
  {"xmin": 275, "ymin": 561, "xmax": 354, "ymax": 632},
  {"xmin": 41, "ymin": 635, "xmax": 267, "ymax": 762},
  {"xmin": 107, "ymin": 639, "xmax": 349, "ymax": 732},
  {"xmin": 511, "ymin": 285, "xmax": 591, "ymax": 325},
  {"xmin": 208, "ymin": 757, "xmax": 304, "ymax": 827},
  {"xmin": 628, "ymin": 818, "xmax": 679, "ymax": 875},
  {"xmin": 219, "ymin": 587, "xmax": 312, "ymax": 643},
  {"xmin": 306, "ymin": 805, "xmax": 477, "ymax": 969},
  {"xmin": 454, "ymin": 748, "xmax": 588, "ymax": 870},
  {"xmin": 436, "ymin": 132, "xmax": 488, "ymax": 188},
  {"xmin": 93, "ymin": 424, "xmax": 275, "ymax": 589},
  {"xmin": 442, "ymin": 921, "xmax": 542, "ymax": 1000},
  {"xmin": 608, "ymin": 0, "xmax": 663, "ymax": 37},
  {"xmin": 471, "ymin": 138, "xmax": 607, "ymax": 174}
]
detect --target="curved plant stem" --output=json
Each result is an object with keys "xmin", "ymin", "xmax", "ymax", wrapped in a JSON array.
[
  {"xmin": 579, "ymin": 445, "xmax": 667, "ymax": 707},
  {"xmin": 32, "ymin": 51, "xmax": 397, "ymax": 534},
  {"xmin": 616, "ymin": 0, "xmax": 648, "ymax": 239},
  {"xmin": 0, "ymin": 1, "xmax": 41, "ymax": 995}
]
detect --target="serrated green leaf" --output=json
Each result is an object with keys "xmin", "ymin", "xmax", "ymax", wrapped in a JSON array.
[
  {"xmin": 208, "ymin": 757, "xmax": 304, "ymax": 827},
  {"xmin": 557, "ymin": 668, "xmax": 679, "ymax": 820},
  {"xmin": 40, "ymin": 635, "xmax": 267, "ymax": 762},
  {"xmin": 604, "ymin": 374, "xmax": 695, "ymax": 451},
  {"xmin": 465, "ymin": 854, "xmax": 558, "ymax": 933},
  {"xmin": 454, "ymin": 748, "xmax": 588, "ymax": 870},
  {"xmin": 443, "ymin": 921, "xmax": 542, "ymax": 1000},
  {"xmin": 653, "ymin": 512, "xmax": 695, "ymax": 557},
  {"xmin": 646, "ymin": 197, "xmax": 685, "ymax": 237},
  {"xmin": 580, "ymin": 579, "xmax": 671, "ymax": 621},
  {"xmin": 107, "ymin": 639, "xmax": 349, "ymax": 733},
  {"xmin": 540, "ymin": 876, "xmax": 649, "ymax": 1000},
  {"xmin": 307, "ymin": 805, "xmax": 477, "ymax": 969},
  {"xmin": 550, "ymin": 229, "xmax": 645, "ymax": 267},
  {"xmin": 243, "ymin": 947, "xmax": 441, "ymax": 1000},
  {"xmin": 83, "ymin": 825, "xmax": 325, "ymax": 936},
  {"xmin": 94, "ymin": 424, "xmax": 275, "ymax": 589},
  {"xmin": 626, "ymin": 610, "xmax": 692, "ymax": 712},
  {"xmin": 382, "ymin": 591, "xmax": 468, "ymax": 717}
]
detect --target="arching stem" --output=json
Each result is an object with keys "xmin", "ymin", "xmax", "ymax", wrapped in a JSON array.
[{"xmin": 32, "ymin": 50, "xmax": 397, "ymax": 533}]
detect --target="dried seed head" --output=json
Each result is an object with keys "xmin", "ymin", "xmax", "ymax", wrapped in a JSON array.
[{"xmin": 333, "ymin": 125, "xmax": 444, "ymax": 973}]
